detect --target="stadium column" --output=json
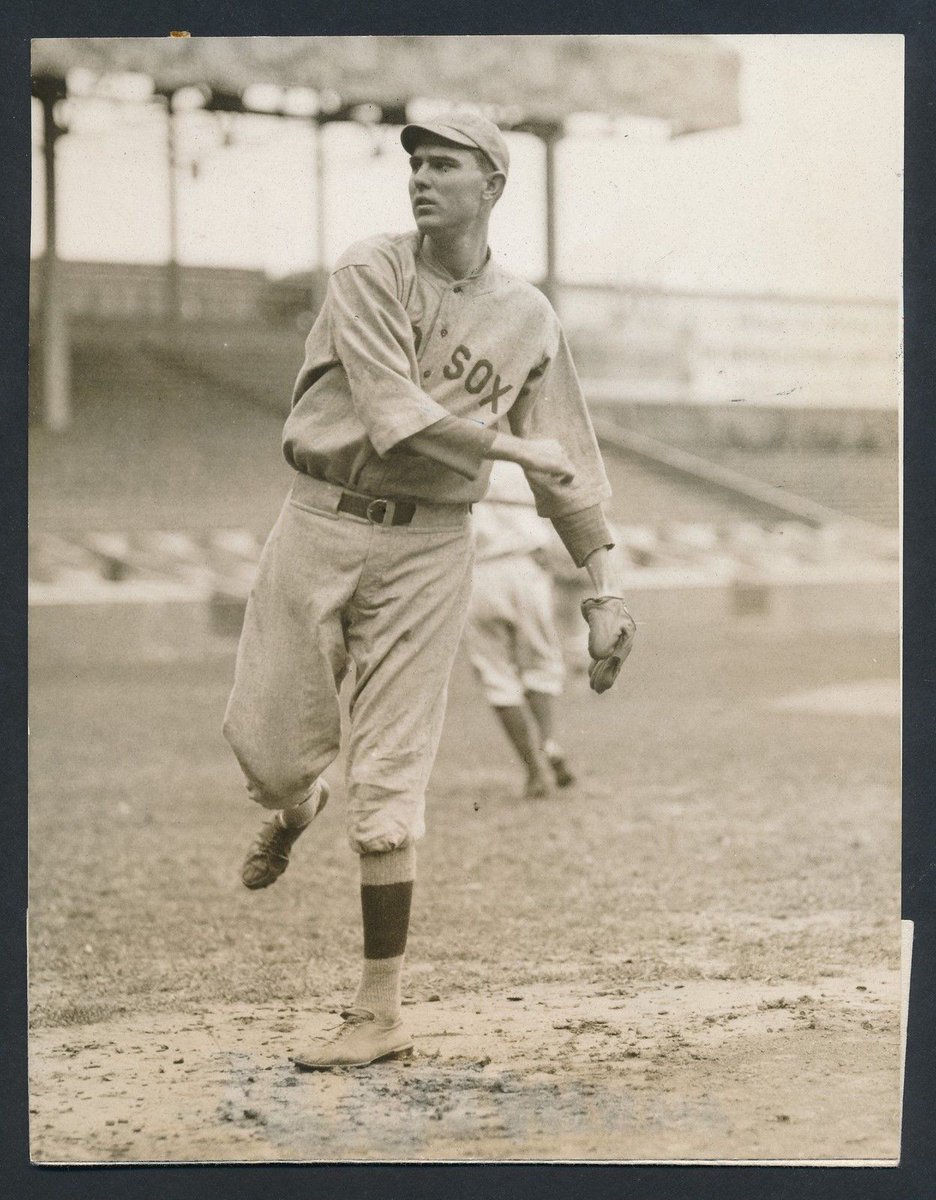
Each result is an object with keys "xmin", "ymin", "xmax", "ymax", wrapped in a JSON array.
[
  {"xmin": 164, "ymin": 91, "xmax": 182, "ymax": 328},
  {"xmin": 313, "ymin": 115, "xmax": 327, "ymax": 273},
  {"xmin": 541, "ymin": 121, "xmax": 562, "ymax": 312},
  {"xmin": 35, "ymin": 75, "xmax": 72, "ymax": 433}
]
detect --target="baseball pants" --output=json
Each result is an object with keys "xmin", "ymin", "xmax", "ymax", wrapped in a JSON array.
[
  {"xmin": 223, "ymin": 473, "xmax": 474, "ymax": 854},
  {"xmin": 465, "ymin": 554, "xmax": 565, "ymax": 708}
]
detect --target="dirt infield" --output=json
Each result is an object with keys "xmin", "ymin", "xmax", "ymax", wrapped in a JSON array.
[
  {"xmin": 28, "ymin": 621, "xmax": 902, "ymax": 1162},
  {"xmin": 30, "ymin": 970, "xmax": 901, "ymax": 1163}
]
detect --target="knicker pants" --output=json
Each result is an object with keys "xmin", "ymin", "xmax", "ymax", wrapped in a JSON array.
[
  {"xmin": 223, "ymin": 475, "xmax": 474, "ymax": 854},
  {"xmin": 465, "ymin": 554, "xmax": 565, "ymax": 708}
]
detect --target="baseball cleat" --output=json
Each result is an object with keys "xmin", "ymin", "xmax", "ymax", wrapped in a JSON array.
[
  {"xmin": 547, "ymin": 753, "xmax": 576, "ymax": 789},
  {"xmin": 291, "ymin": 1008, "xmax": 414, "ymax": 1070},
  {"xmin": 523, "ymin": 773, "xmax": 556, "ymax": 801},
  {"xmin": 241, "ymin": 780, "xmax": 330, "ymax": 890}
]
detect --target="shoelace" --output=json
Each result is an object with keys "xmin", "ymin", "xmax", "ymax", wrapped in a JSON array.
[
  {"xmin": 255, "ymin": 820, "xmax": 292, "ymax": 849},
  {"xmin": 318, "ymin": 1010, "xmax": 374, "ymax": 1039}
]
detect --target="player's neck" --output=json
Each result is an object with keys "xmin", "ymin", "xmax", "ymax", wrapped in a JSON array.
[{"xmin": 422, "ymin": 226, "xmax": 490, "ymax": 281}]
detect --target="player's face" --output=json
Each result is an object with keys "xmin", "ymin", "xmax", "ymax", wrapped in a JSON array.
[{"xmin": 408, "ymin": 139, "xmax": 494, "ymax": 234}]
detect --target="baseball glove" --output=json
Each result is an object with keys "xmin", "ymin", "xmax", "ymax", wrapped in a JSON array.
[{"xmin": 580, "ymin": 596, "xmax": 637, "ymax": 694}]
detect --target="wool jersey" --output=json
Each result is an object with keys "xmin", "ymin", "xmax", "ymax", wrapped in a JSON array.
[{"xmin": 282, "ymin": 231, "xmax": 611, "ymax": 521}]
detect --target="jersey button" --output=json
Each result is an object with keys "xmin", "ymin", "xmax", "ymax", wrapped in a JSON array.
[
  {"xmin": 423, "ymin": 369, "xmax": 432, "ymax": 378},
  {"xmin": 440, "ymin": 328, "xmax": 448, "ymax": 337}
]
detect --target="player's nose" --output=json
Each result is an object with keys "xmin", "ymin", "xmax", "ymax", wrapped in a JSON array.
[{"xmin": 411, "ymin": 162, "xmax": 432, "ymax": 187}]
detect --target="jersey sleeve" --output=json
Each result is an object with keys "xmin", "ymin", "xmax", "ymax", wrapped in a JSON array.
[
  {"xmin": 395, "ymin": 415, "xmax": 497, "ymax": 479},
  {"xmin": 325, "ymin": 262, "xmax": 455, "ymax": 457},
  {"xmin": 550, "ymin": 504, "xmax": 615, "ymax": 568},
  {"xmin": 508, "ymin": 325, "xmax": 612, "ymax": 520}
]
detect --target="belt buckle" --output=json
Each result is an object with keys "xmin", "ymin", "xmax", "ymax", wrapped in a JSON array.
[{"xmin": 366, "ymin": 498, "xmax": 390, "ymax": 525}]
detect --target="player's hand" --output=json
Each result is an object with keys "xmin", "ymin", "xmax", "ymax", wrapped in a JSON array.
[
  {"xmin": 516, "ymin": 438, "xmax": 576, "ymax": 484},
  {"xmin": 580, "ymin": 596, "xmax": 636, "ymax": 694}
]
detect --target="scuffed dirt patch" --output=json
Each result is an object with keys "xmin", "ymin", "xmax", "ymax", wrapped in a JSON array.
[{"xmin": 30, "ymin": 971, "xmax": 901, "ymax": 1164}]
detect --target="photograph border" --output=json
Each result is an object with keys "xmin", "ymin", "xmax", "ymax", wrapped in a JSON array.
[{"xmin": 5, "ymin": 1, "xmax": 935, "ymax": 1196}]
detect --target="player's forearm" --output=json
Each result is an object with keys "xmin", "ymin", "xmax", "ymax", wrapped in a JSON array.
[
  {"xmin": 489, "ymin": 430, "xmax": 570, "ymax": 472},
  {"xmin": 487, "ymin": 432, "xmax": 574, "ymax": 481},
  {"xmin": 397, "ymin": 423, "xmax": 571, "ymax": 483},
  {"xmin": 487, "ymin": 431, "xmax": 535, "ymax": 465},
  {"xmin": 398, "ymin": 416, "xmax": 496, "ymax": 478},
  {"xmin": 583, "ymin": 545, "xmax": 624, "ymax": 596}
]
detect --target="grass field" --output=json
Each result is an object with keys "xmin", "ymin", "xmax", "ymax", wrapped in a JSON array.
[{"xmin": 27, "ymin": 616, "xmax": 902, "ymax": 1162}]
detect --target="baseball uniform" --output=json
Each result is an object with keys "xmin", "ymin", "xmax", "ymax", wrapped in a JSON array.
[
  {"xmin": 223, "ymin": 229, "xmax": 612, "ymax": 854},
  {"xmin": 466, "ymin": 460, "xmax": 565, "ymax": 708},
  {"xmin": 226, "ymin": 111, "xmax": 629, "ymax": 1070}
]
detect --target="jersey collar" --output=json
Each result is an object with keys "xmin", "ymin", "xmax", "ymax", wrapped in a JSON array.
[{"xmin": 416, "ymin": 235, "xmax": 495, "ymax": 291}]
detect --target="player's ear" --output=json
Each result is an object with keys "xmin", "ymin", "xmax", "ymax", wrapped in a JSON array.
[{"xmin": 482, "ymin": 171, "xmax": 507, "ymax": 205}]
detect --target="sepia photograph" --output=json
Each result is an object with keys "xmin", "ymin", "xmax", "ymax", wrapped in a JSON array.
[{"xmin": 27, "ymin": 33, "xmax": 903, "ymax": 1164}]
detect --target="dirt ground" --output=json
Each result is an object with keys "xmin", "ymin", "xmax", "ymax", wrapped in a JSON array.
[
  {"xmin": 27, "ymin": 621, "xmax": 903, "ymax": 1163},
  {"xmin": 30, "ymin": 971, "xmax": 902, "ymax": 1164}
]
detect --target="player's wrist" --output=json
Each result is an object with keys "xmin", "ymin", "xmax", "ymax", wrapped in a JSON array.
[{"xmin": 582, "ymin": 547, "xmax": 622, "ymax": 597}]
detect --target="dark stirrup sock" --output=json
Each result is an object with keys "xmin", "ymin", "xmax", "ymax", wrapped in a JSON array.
[{"xmin": 352, "ymin": 844, "xmax": 416, "ymax": 1022}]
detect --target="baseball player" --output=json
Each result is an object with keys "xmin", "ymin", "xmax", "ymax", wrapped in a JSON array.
[
  {"xmin": 465, "ymin": 459, "xmax": 576, "ymax": 799},
  {"xmin": 222, "ymin": 111, "xmax": 636, "ymax": 1070}
]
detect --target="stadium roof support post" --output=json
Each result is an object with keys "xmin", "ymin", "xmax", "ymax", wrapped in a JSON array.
[
  {"xmin": 163, "ymin": 91, "xmax": 182, "ymax": 329},
  {"xmin": 33, "ymin": 75, "xmax": 71, "ymax": 432},
  {"xmin": 540, "ymin": 121, "xmax": 562, "ymax": 310},
  {"xmin": 313, "ymin": 117, "xmax": 327, "ymax": 273}
]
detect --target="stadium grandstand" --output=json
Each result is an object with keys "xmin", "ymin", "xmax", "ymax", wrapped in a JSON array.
[{"xmin": 28, "ymin": 36, "xmax": 898, "ymax": 659}]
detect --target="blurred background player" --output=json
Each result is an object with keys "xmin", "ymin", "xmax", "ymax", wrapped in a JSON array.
[{"xmin": 466, "ymin": 460, "xmax": 577, "ymax": 799}]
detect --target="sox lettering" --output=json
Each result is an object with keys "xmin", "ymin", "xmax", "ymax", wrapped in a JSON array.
[{"xmin": 442, "ymin": 344, "xmax": 513, "ymax": 413}]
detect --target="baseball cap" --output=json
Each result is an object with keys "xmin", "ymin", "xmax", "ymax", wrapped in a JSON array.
[{"xmin": 400, "ymin": 112, "xmax": 510, "ymax": 178}]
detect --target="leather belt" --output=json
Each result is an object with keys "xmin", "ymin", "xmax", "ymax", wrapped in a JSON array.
[{"xmin": 336, "ymin": 492, "xmax": 417, "ymax": 527}]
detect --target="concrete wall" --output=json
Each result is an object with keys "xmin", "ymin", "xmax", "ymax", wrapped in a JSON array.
[
  {"xmin": 29, "ymin": 574, "xmax": 899, "ymax": 670},
  {"xmin": 562, "ymin": 285, "xmax": 900, "ymax": 412},
  {"xmin": 29, "ymin": 260, "xmax": 269, "ymax": 324}
]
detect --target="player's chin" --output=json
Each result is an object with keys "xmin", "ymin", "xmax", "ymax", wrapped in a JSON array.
[{"xmin": 412, "ymin": 205, "xmax": 444, "ymax": 230}]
